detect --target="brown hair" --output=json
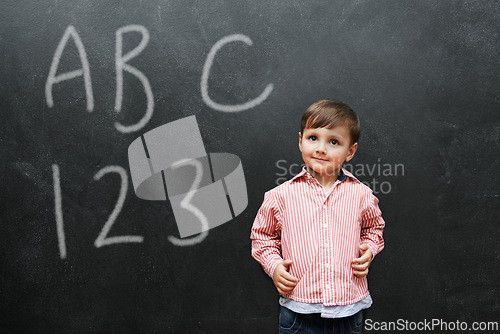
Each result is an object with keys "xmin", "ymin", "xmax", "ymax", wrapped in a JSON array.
[{"xmin": 300, "ymin": 100, "xmax": 360, "ymax": 144}]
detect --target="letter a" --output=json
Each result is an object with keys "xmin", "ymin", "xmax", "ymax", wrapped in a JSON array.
[{"xmin": 45, "ymin": 25, "xmax": 94, "ymax": 112}]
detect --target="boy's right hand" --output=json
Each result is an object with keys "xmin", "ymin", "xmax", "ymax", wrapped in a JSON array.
[{"xmin": 272, "ymin": 259, "xmax": 298, "ymax": 295}]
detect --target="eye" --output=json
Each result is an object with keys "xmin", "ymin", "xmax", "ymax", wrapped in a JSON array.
[
  {"xmin": 309, "ymin": 136, "xmax": 317, "ymax": 141},
  {"xmin": 330, "ymin": 139, "xmax": 339, "ymax": 145}
]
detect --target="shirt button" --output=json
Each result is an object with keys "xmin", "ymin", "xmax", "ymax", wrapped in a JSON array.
[
  {"xmin": 323, "ymin": 223, "xmax": 328, "ymax": 228},
  {"xmin": 324, "ymin": 243, "xmax": 328, "ymax": 248},
  {"xmin": 325, "ymin": 284, "xmax": 330, "ymax": 290},
  {"xmin": 325, "ymin": 263, "xmax": 330, "ymax": 268},
  {"xmin": 323, "ymin": 205, "xmax": 327, "ymax": 209}
]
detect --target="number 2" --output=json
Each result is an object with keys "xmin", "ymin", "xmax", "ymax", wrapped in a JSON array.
[{"xmin": 93, "ymin": 165, "xmax": 143, "ymax": 247}]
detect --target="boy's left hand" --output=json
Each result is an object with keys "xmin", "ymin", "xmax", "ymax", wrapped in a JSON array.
[{"xmin": 352, "ymin": 244, "xmax": 373, "ymax": 278}]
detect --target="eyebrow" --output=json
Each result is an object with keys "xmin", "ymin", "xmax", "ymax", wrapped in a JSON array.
[{"xmin": 307, "ymin": 131, "xmax": 341, "ymax": 140}]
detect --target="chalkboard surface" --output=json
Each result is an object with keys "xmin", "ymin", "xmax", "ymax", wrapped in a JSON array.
[{"xmin": 1, "ymin": 1, "xmax": 499, "ymax": 333}]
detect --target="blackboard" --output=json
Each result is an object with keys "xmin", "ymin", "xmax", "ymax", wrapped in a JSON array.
[{"xmin": 1, "ymin": 0, "xmax": 499, "ymax": 333}]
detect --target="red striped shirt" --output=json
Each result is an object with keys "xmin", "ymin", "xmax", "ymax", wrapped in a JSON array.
[{"xmin": 251, "ymin": 166, "xmax": 385, "ymax": 306}]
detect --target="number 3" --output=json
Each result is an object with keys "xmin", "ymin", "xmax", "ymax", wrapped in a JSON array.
[{"xmin": 167, "ymin": 158, "xmax": 209, "ymax": 246}]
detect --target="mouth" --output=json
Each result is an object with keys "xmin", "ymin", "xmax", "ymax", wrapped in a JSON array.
[{"xmin": 312, "ymin": 157, "xmax": 329, "ymax": 162}]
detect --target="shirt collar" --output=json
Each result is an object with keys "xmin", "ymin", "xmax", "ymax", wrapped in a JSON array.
[{"xmin": 291, "ymin": 166, "xmax": 350, "ymax": 183}]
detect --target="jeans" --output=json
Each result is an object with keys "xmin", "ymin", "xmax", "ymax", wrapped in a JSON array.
[{"xmin": 279, "ymin": 306, "xmax": 363, "ymax": 334}]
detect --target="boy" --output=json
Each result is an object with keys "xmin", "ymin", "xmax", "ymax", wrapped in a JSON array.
[{"xmin": 251, "ymin": 100, "xmax": 385, "ymax": 334}]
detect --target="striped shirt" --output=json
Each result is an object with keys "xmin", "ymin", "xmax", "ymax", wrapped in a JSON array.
[{"xmin": 251, "ymin": 166, "xmax": 385, "ymax": 306}]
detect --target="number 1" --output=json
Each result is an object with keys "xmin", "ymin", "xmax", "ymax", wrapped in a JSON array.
[{"xmin": 52, "ymin": 164, "xmax": 67, "ymax": 259}]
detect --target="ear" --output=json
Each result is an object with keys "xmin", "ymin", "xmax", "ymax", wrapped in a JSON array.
[
  {"xmin": 345, "ymin": 142, "xmax": 358, "ymax": 162},
  {"xmin": 298, "ymin": 132, "xmax": 303, "ymax": 152}
]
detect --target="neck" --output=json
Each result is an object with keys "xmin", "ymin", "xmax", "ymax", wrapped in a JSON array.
[{"xmin": 306, "ymin": 166, "xmax": 340, "ymax": 189}]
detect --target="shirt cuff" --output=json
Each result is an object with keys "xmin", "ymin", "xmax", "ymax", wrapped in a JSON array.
[{"xmin": 266, "ymin": 256, "xmax": 284, "ymax": 278}]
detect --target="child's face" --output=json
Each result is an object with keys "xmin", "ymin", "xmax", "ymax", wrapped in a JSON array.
[{"xmin": 299, "ymin": 124, "xmax": 357, "ymax": 179}]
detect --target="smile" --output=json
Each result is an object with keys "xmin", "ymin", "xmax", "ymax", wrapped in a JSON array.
[{"xmin": 312, "ymin": 157, "xmax": 329, "ymax": 162}]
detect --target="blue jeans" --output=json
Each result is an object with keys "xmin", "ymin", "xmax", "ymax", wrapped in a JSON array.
[{"xmin": 279, "ymin": 306, "xmax": 363, "ymax": 334}]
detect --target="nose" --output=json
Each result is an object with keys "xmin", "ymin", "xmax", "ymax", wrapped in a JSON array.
[{"xmin": 316, "ymin": 141, "xmax": 326, "ymax": 154}]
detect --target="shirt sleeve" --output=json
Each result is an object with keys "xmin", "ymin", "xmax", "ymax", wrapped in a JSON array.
[
  {"xmin": 250, "ymin": 190, "xmax": 283, "ymax": 277},
  {"xmin": 360, "ymin": 190, "xmax": 385, "ymax": 258}
]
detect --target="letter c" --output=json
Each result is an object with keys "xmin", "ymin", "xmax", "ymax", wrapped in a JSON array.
[{"xmin": 201, "ymin": 34, "xmax": 274, "ymax": 112}]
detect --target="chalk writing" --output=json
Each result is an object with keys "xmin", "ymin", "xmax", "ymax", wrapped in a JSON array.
[
  {"xmin": 201, "ymin": 34, "xmax": 274, "ymax": 112},
  {"xmin": 167, "ymin": 159, "xmax": 209, "ymax": 246},
  {"xmin": 52, "ymin": 164, "xmax": 67, "ymax": 259},
  {"xmin": 94, "ymin": 165, "xmax": 144, "ymax": 247},
  {"xmin": 46, "ymin": 27, "xmax": 272, "ymax": 132},
  {"xmin": 45, "ymin": 27, "xmax": 265, "ymax": 254},
  {"xmin": 114, "ymin": 25, "xmax": 154, "ymax": 133},
  {"xmin": 45, "ymin": 25, "xmax": 94, "ymax": 112},
  {"xmin": 52, "ymin": 165, "xmax": 144, "ymax": 259}
]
